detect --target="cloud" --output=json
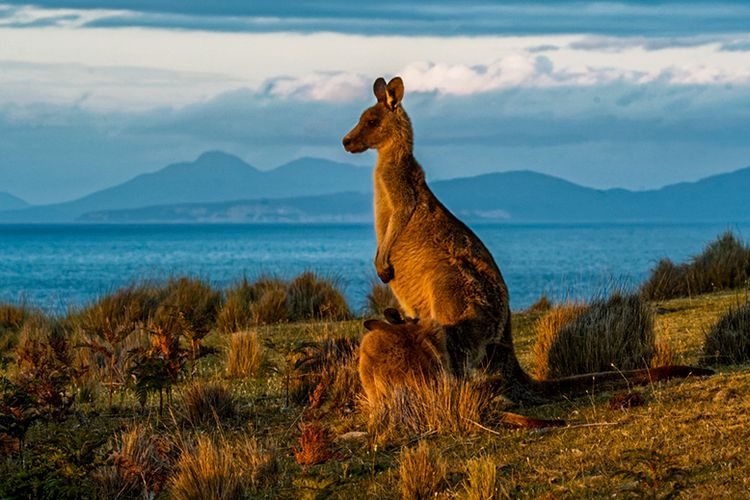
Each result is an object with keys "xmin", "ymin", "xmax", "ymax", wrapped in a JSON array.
[
  {"xmin": 527, "ymin": 44, "xmax": 560, "ymax": 53},
  {"xmin": 568, "ymin": 35, "xmax": 729, "ymax": 52},
  {"xmin": 4, "ymin": 72, "xmax": 750, "ymax": 204},
  {"xmin": 3, "ymin": 1, "xmax": 750, "ymax": 36},
  {"xmin": 720, "ymin": 40, "xmax": 750, "ymax": 51},
  {"xmin": 262, "ymin": 73, "xmax": 368, "ymax": 102},
  {"xmin": 251, "ymin": 56, "xmax": 750, "ymax": 103}
]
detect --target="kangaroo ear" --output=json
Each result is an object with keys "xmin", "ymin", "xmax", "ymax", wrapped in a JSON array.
[
  {"xmin": 384, "ymin": 308, "xmax": 405, "ymax": 325},
  {"xmin": 385, "ymin": 77, "xmax": 404, "ymax": 110},
  {"xmin": 373, "ymin": 77, "xmax": 387, "ymax": 103},
  {"xmin": 364, "ymin": 319, "xmax": 389, "ymax": 331}
]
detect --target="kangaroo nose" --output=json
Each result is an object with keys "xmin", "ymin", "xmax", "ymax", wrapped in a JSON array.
[{"xmin": 342, "ymin": 137, "xmax": 351, "ymax": 148}]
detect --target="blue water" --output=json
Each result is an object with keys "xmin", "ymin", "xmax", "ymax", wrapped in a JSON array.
[{"xmin": 1, "ymin": 223, "xmax": 749, "ymax": 314}]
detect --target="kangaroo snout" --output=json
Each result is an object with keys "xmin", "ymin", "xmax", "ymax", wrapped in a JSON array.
[{"xmin": 342, "ymin": 133, "xmax": 366, "ymax": 154}]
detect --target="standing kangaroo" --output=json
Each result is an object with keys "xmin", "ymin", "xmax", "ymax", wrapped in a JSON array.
[{"xmin": 343, "ymin": 76, "xmax": 712, "ymax": 405}]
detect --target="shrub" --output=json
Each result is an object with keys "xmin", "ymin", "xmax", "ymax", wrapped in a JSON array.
[
  {"xmin": 94, "ymin": 425, "xmax": 173, "ymax": 499},
  {"xmin": 14, "ymin": 320, "xmax": 77, "ymax": 421},
  {"xmin": 527, "ymin": 294, "xmax": 553, "ymax": 313},
  {"xmin": 293, "ymin": 422, "xmax": 334, "ymax": 466},
  {"xmin": 154, "ymin": 277, "xmax": 222, "ymax": 372},
  {"xmin": 287, "ymin": 272, "xmax": 351, "ymax": 322},
  {"xmin": 366, "ymin": 374, "xmax": 490, "ymax": 443},
  {"xmin": 399, "ymin": 441, "xmax": 447, "ymax": 500},
  {"xmin": 703, "ymin": 301, "xmax": 750, "ymax": 365},
  {"xmin": 366, "ymin": 280, "xmax": 400, "ymax": 316},
  {"xmin": 291, "ymin": 336, "xmax": 360, "ymax": 410},
  {"xmin": 250, "ymin": 279, "xmax": 289, "ymax": 325},
  {"xmin": 641, "ymin": 232, "xmax": 750, "ymax": 301},
  {"xmin": 129, "ymin": 323, "xmax": 186, "ymax": 413},
  {"xmin": 169, "ymin": 434, "xmax": 276, "ymax": 500},
  {"xmin": 543, "ymin": 293, "xmax": 656, "ymax": 378},
  {"xmin": 216, "ymin": 278, "xmax": 255, "ymax": 333},
  {"xmin": 225, "ymin": 330, "xmax": 264, "ymax": 378},
  {"xmin": 180, "ymin": 379, "xmax": 235, "ymax": 427},
  {"xmin": 73, "ymin": 283, "xmax": 162, "ymax": 407},
  {"xmin": 532, "ymin": 302, "xmax": 587, "ymax": 379}
]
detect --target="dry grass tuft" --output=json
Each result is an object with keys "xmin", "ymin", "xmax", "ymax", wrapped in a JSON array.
[
  {"xmin": 180, "ymin": 379, "xmax": 235, "ymax": 427},
  {"xmin": 170, "ymin": 433, "xmax": 277, "ymax": 500},
  {"xmin": 250, "ymin": 279, "xmax": 289, "ymax": 325},
  {"xmin": 292, "ymin": 335, "xmax": 361, "ymax": 411},
  {"xmin": 399, "ymin": 441, "xmax": 447, "ymax": 500},
  {"xmin": 543, "ymin": 293, "xmax": 655, "ymax": 378},
  {"xmin": 153, "ymin": 277, "xmax": 222, "ymax": 340},
  {"xmin": 287, "ymin": 271, "xmax": 351, "ymax": 322},
  {"xmin": 216, "ymin": 277, "xmax": 255, "ymax": 333},
  {"xmin": 0, "ymin": 303, "xmax": 27, "ymax": 333},
  {"xmin": 652, "ymin": 337, "xmax": 679, "ymax": 367},
  {"xmin": 532, "ymin": 302, "xmax": 587, "ymax": 379},
  {"xmin": 366, "ymin": 280, "xmax": 400, "ymax": 316},
  {"xmin": 703, "ymin": 301, "xmax": 750, "ymax": 365},
  {"xmin": 225, "ymin": 330, "xmax": 265, "ymax": 378},
  {"xmin": 366, "ymin": 373, "xmax": 490, "ymax": 443},
  {"xmin": 641, "ymin": 232, "xmax": 750, "ymax": 301},
  {"xmin": 527, "ymin": 294, "xmax": 553, "ymax": 313},
  {"xmin": 293, "ymin": 421, "xmax": 334, "ymax": 466},
  {"xmin": 463, "ymin": 456, "xmax": 505, "ymax": 500},
  {"xmin": 169, "ymin": 435, "xmax": 240, "ymax": 500},
  {"xmin": 94, "ymin": 424, "xmax": 173, "ymax": 499}
]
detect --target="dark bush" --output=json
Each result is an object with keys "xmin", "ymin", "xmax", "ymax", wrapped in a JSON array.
[
  {"xmin": 544, "ymin": 293, "xmax": 655, "ymax": 378},
  {"xmin": 703, "ymin": 301, "xmax": 750, "ymax": 365},
  {"xmin": 286, "ymin": 272, "xmax": 351, "ymax": 322},
  {"xmin": 642, "ymin": 232, "xmax": 750, "ymax": 301}
]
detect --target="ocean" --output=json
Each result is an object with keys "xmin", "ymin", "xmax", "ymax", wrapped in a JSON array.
[{"xmin": 1, "ymin": 223, "xmax": 749, "ymax": 314}]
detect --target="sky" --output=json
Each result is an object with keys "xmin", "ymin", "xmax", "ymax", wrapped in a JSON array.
[{"xmin": 1, "ymin": 1, "xmax": 750, "ymax": 204}]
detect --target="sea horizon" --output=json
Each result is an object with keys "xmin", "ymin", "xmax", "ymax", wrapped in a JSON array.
[{"xmin": 3, "ymin": 221, "xmax": 749, "ymax": 314}]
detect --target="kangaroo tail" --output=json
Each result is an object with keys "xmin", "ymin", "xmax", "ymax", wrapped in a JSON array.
[
  {"xmin": 498, "ymin": 412, "xmax": 566, "ymax": 429},
  {"xmin": 537, "ymin": 365, "xmax": 714, "ymax": 397}
]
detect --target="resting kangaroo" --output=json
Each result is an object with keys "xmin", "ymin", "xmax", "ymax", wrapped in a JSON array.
[{"xmin": 343, "ymin": 76, "xmax": 713, "ymax": 407}]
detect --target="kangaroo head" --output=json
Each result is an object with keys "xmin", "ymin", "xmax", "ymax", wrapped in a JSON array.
[{"xmin": 342, "ymin": 76, "xmax": 408, "ymax": 153}]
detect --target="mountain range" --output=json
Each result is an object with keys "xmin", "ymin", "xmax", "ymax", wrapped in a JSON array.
[
  {"xmin": 2, "ymin": 151, "xmax": 749, "ymax": 223},
  {"xmin": 0, "ymin": 192, "xmax": 28, "ymax": 211}
]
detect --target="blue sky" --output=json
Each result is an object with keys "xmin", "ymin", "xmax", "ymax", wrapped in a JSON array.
[{"xmin": 1, "ymin": 1, "xmax": 750, "ymax": 203}]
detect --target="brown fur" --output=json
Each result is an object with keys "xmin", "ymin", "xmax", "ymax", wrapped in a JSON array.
[
  {"xmin": 359, "ymin": 317, "xmax": 447, "ymax": 402},
  {"xmin": 344, "ymin": 76, "xmax": 713, "ymax": 407}
]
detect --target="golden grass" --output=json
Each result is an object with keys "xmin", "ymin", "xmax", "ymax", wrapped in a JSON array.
[
  {"xmin": 4, "ymin": 287, "xmax": 750, "ymax": 498},
  {"xmin": 652, "ymin": 290, "xmax": 748, "ymax": 364},
  {"xmin": 463, "ymin": 456, "xmax": 505, "ymax": 500},
  {"xmin": 170, "ymin": 434, "xmax": 277, "ymax": 500},
  {"xmin": 399, "ymin": 441, "xmax": 447, "ymax": 500},
  {"xmin": 225, "ymin": 330, "xmax": 264, "ymax": 378},
  {"xmin": 532, "ymin": 302, "xmax": 587, "ymax": 379},
  {"xmin": 366, "ymin": 373, "xmax": 490, "ymax": 444}
]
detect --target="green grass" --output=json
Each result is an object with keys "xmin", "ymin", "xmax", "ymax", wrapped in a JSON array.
[{"xmin": 1, "ymin": 283, "xmax": 750, "ymax": 497}]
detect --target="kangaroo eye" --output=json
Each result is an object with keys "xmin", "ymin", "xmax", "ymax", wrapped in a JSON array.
[{"xmin": 367, "ymin": 119, "xmax": 378, "ymax": 127}]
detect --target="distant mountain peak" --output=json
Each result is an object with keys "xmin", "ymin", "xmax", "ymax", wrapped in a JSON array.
[
  {"xmin": 0, "ymin": 191, "xmax": 29, "ymax": 211},
  {"xmin": 194, "ymin": 150, "xmax": 251, "ymax": 167}
]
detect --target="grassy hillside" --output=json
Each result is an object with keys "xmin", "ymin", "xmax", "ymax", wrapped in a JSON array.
[{"xmin": 1, "ymin": 286, "xmax": 748, "ymax": 498}]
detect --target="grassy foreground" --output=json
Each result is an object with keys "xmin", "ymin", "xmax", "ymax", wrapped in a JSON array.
[{"xmin": 2, "ymin": 289, "xmax": 750, "ymax": 498}]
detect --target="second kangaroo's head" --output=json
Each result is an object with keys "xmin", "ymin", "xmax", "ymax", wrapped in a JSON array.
[{"xmin": 342, "ymin": 76, "xmax": 411, "ymax": 154}]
